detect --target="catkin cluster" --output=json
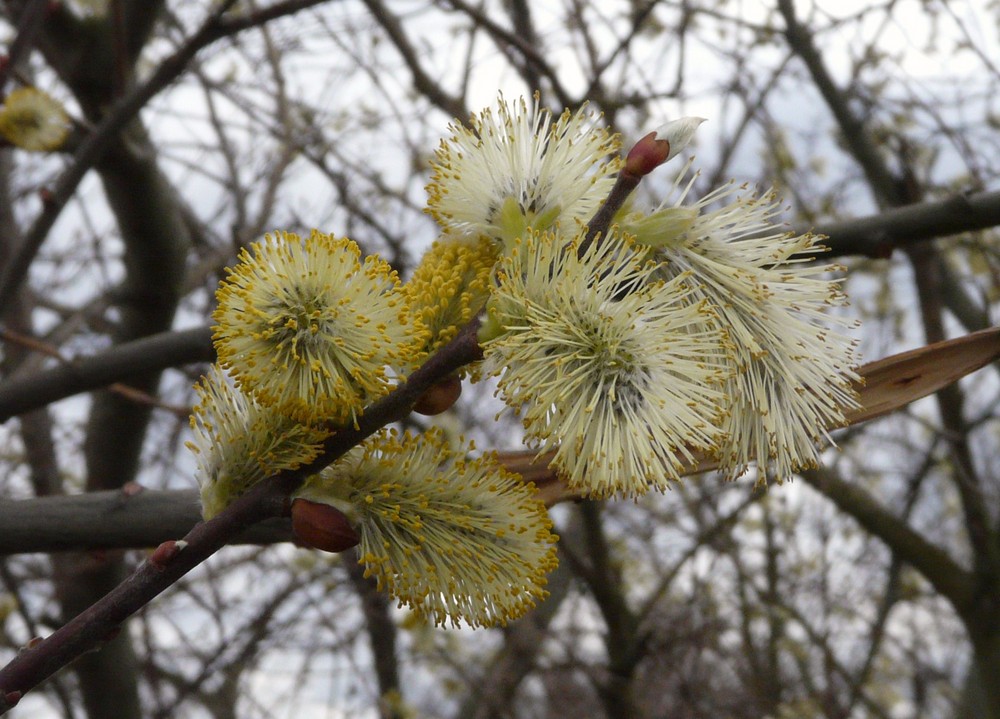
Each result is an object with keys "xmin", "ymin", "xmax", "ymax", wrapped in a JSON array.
[{"xmin": 190, "ymin": 95, "xmax": 860, "ymax": 627}]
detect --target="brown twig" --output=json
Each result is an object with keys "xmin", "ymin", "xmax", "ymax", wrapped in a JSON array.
[
  {"xmin": 577, "ymin": 169, "xmax": 644, "ymax": 256},
  {"xmin": 0, "ymin": 326, "xmax": 211, "ymax": 422},
  {"xmin": 0, "ymin": 0, "xmax": 50, "ymax": 94}
]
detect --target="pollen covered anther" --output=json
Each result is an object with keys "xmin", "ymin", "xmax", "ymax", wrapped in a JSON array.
[
  {"xmin": 212, "ymin": 230, "xmax": 420, "ymax": 425},
  {"xmin": 296, "ymin": 429, "xmax": 559, "ymax": 628},
  {"xmin": 483, "ymin": 227, "xmax": 729, "ymax": 497},
  {"xmin": 427, "ymin": 94, "xmax": 621, "ymax": 248}
]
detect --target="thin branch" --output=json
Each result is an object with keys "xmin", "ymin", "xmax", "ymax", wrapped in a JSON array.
[
  {"xmin": 440, "ymin": 0, "xmax": 574, "ymax": 109},
  {"xmin": 634, "ymin": 490, "xmax": 761, "ymax": 623},
  {"xmin": 777, "ymin": 592, "xmax": 896, "ymax": 719},
  {"xmin": 212, "ymin": 0, "xmax": 332, "ymax": 36},
  {"xmin": 345, "ymin": 557, "xmax": 403, "ymax": 719},
  {"xmin": 564, "ymin": 502, "xmax": 641, "ymax": 718},
  {"xmin": 907, "ymin": 243, "xmax": 997, "ymax": 569},
  {"xmin": 458, "ymin": 559, "xmax": 573, "ymax": 719},
  {"xmin": 360, "ymin": 0, "xmax": 467, "ymax": 121},
  {"xmin": 800, "ymin": 467, "xmax": 975, "ymax": 615},
  {"xmin": 777, "ymin": 0, "xmax": 903, "ymax": 209},
  {"xmin": 0, "ymin": 1, "xmax": 233, "ymax": 315},
  {"xmin": 0, "ymin": 327, "xmax": 214, "ymax": 422},
  {"xmin": 582, "ymin": 0, "xmax": 662, "ymax": 103},
  {"xmin": 809, "ymin": 189, "xmax": 1000, "ymax": 259},
  {"xmin": 0, "ymin": 0, "xmax": 49, "ymax": 92},
  {"xmin": 0, "ymin": 0, "xmax": 332, "ymax": 317}
]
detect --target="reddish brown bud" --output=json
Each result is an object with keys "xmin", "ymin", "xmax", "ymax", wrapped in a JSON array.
[
  {"xmin": 413, "ymin": 375, "xmax": 462, "ymax": 415},
  {"xmin": 3, "ymin": 691, "xmax": 21, "ymax": 708},
  {"xmin": 120, "ymin": 481, "xmax": 144, "ymax": 498},
  {"xmin": 291, "ymin": 499, "xmax": 360, "ymax": 553},
  {"xmin": 624, "ymin": 131, "xmax": 671, "ymax": 177},
  {"xmin": 149, "ymin": 540, "xmax": 184, "ymax": 569},
  {"xmin": 624, "ymin": 118, "xmax": 706, "ymax": 178}
]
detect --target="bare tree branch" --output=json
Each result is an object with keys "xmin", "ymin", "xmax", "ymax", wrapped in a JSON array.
[
  {"xmin": 0, "ymin": 327, "xmax": 213, "ymax": 422},
  {"xmin": 801, "ymin": 467, "xmax": 975, "ymax": 618},
  {"xmin": 0, "ymin": 0, "xmax": 335, "ymax": 315},
  {"xmin": 0, "ymin": 0, "xmax": 49, "ymax": 90},
  {"xmin": 0, "ymin": 1, "xmax": 236, "ymax": 314},
  {"xmin": 0, "ymin": 488, "xmax": 292, "ymax": 553},
  {"xmin": 359, "ymin": 0, "xmax": 467, "ymax": 121},
  {"xmin": 812, "ymin": 189, "xmax": 1000, "ymax": 259}
]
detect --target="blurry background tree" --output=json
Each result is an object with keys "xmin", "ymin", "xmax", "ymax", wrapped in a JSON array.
[{"xmin": 0, "ymin": 1, "xmax": 999, "ymax": 717}]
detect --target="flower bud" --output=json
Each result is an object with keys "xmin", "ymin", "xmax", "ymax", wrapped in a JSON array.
[
  {"xmin": 624, "ymin": 131, "xmax": 671, "ymax": 177},
  {"xmin": 291, "ymin": 498, "xmax": 360, "ymax": 553},
  {"xmin": 624, "ymin": 117, "xmax": 705, "ymax": 176},
  {"xmin": 149, "ymin": 540, "xmax": 184, "ymax": 569},
  {"xmin": 413, "ymin": 375, "xmax": 462, "ymax": 415}
]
